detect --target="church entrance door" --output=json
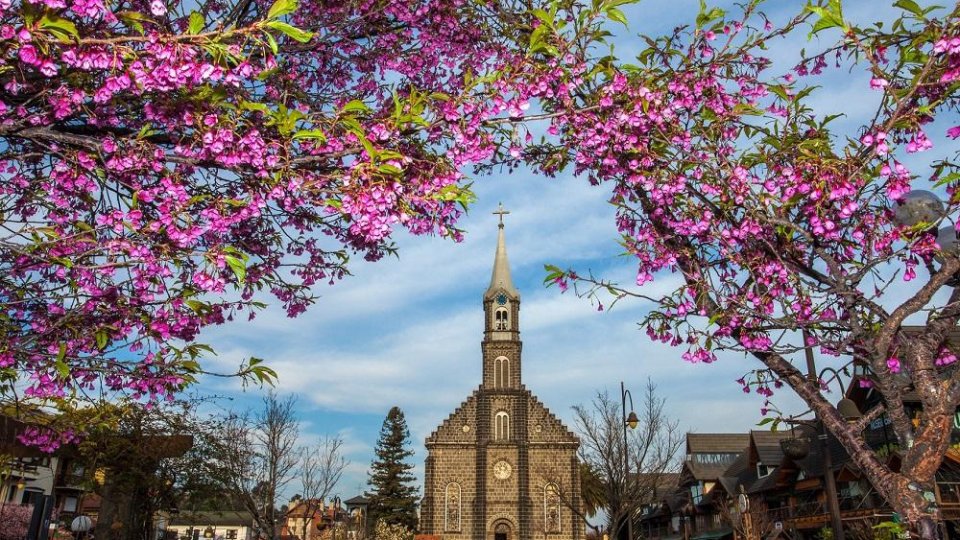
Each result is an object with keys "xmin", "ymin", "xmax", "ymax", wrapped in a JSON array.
[{"xmin": 494, "ymin": 521, "xmax": 511, "ymax": 540}]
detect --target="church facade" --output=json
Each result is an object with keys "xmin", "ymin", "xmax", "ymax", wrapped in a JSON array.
[{"xmin": 420, "ymin": 215, "xmax": 582, "ymax": 540}]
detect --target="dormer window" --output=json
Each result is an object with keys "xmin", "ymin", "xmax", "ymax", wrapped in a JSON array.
[
  {"xmin": 495, "ymin": 307, "xmax": 510, "ymax": 330},
  {"xmin": 757, "ymin": 463, "xmax": 773, "ymax": 478}
]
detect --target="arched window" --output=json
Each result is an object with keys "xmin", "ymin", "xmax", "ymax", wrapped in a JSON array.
[
  {"xmin": 495, "ymin": 307, "xmax": 510, "ymax": 330},
  {"xmin": 544, "ymin": 483, "xmax": 561, "ymax": 533},
  {"xmin": 495, "ymin": 411, "xmax": 509, "ymax": 441},
  {"xmin": 444, "ymin": 482, "xmax": 461, "ymax": 531},
  {"xmin": 495, "ymin": 356, "xmax": 510, "ymax": 388}
]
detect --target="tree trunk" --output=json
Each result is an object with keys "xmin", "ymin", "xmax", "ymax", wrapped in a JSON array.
[{"xmin": 886, "ymin": 476, "xmax": 941, "ymax": 540}]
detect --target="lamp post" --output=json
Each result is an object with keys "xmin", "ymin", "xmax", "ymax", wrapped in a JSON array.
[
  {"xmin": 801, "ymin": 331, "xmax": 862, "ymax": 540},
  {"xmin": 621, "ymin": 382, "xmax": 639, "ymax": 540}
]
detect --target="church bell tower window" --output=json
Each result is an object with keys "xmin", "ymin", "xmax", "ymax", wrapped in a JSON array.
[
  {"xmin": 495, "ymin": 356, "xmax": 510, "ymax": 388},
  {"xmin": 495, "ymin": 307, "xmax": 510, "ymax": 330},
  {"xmin": 495, "ymin": 411, "xmax": 510, "ymax": 441}
]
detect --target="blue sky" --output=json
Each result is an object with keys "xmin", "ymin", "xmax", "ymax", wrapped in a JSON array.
[{"xmin": 192, "ymin": 0, "xmax": 949, "ymax": 502}]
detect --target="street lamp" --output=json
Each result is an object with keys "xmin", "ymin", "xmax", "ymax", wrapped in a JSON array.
[
  {"xmin": 70, "ymin": 515, "xmax": 93, "ymax": 540},
  {"xmin": 801, "ymin": 332, "xmax": 863, "ymax": 540},
  {"xmin": 621, "ymin": 381, "xmax": 638, "ymax": 540},
  {"xmin": 893, "ymin": 190, "xmax": 945, "ymax": 229}
]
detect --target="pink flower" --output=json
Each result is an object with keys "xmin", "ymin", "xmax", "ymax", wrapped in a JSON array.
[
  {"xmin": 150, "ymin": 0, "xmax": 165, "ymax": 16},
  {"xmin": 39, "ymin": 61, "xmax": 57, "ymax": 77},
  {"xmin": 936, "ymin": 349, "xmax": 957, "ymax": 366},
  {"xmin": 886, "ymin": 357, "xmax": 901, "ymax": 374},
  {"xmin": 18, "ymin": 45, "xmax": 39, "ymax": 65},
  {"xmin": 947, "ymin": 126, "xmax": 960, "ymax": 139},
  {"xmin": 869, "ymin": 77, "xmax": 888, "ymax": 90}
]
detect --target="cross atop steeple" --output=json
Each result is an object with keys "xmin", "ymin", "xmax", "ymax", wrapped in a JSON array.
[{"xmin": 493, "ymin": 202, "xmax": 510, "ymax": 228}]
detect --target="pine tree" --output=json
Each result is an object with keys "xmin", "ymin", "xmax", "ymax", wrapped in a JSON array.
[{"xmin": 367, "ymin": 406, "xmax": 419, "ymax": 532}]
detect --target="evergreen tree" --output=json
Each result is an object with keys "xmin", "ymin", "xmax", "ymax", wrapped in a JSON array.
[{"xmin": 367, "ymin": 406, "xmax": 419, "ymax": 531}]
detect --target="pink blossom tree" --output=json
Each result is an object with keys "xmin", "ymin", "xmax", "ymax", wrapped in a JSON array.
[
  {"xmin": 0, "ymin": 0, "xmax": 608, "ymax": 432},
  {"xmin": 524, "ymin": 0, "xmax": 960, "ymax": 537},
  {"xmin": 0, "ymin": 503, "xmax": 33, "ymax": 540}
]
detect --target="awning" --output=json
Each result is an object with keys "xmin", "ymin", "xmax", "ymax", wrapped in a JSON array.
[{"xmin": 691, "ymin": 528, "xmax": 733, "ymax": 540}]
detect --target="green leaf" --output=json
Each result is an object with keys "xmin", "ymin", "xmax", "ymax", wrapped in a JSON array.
[
  {"xmin": 805, "ymin": 1, "xmax": 846, "ymax": 37},
  {"xmin": 542, "ymin": 264, "xmax": 565, "ymax": 284},
  {"xmin": 185, "ymin": 299, "xmax": 207, "ymax": 313},
  {"xmin": 264, "ymin": 31, "xmax": 278, "ymax": 54},
  {"xmin": 117, "ymin": 10, "xmax": 150, "ymax": 34},
  {"xmin": 378, "ymin": 163, "xmax": 402, "ymax": 175},
  {"xmin": 95, "ymin": 330, "xmax": 109, "ymax": 350},
  {"xmin": 55, "ymin": 359, "xmax": 70, "ymax": 380},
  {"xmin": 756, "ymin": 417, "xmax": 775, "ymax": 426},
  {"xmin": 265, "ymin": 20, "xmax": 313, "ymax": 43},
  {"xmin": 696, "ymin": 4, "xmax": 725, "ymax": 27},
  {"xmin": 893, "ymin": 0, "xmax": 923, "ymax": 16},
  {"xmin": 605, "ymin": 6, "xmax": 628, "ymax": 27},
  {"xmin": 768, "ymin": 84, "xmax": 790, "ymax": 101},
  {"xmin": 529, "ymin": 24, "xmax": 549, "ymax": 52},
  {"xmin": 531, "ymin": 8, "xmax": 553, "ymax": 26},
  {"xmin": 225, "ymin": 254, "xmax": 247, "ymax": 284},
  {"xmin": 267, "ymin": 0, "xmax": 297, "ymax": 19},
  {"xmin": 38, "ymin": 14, "xmax": 79, "ymax": 42},
  {"xmin": 188, "ymin": 11, "xmax": 204, "ymax": 34},
  {"xmin": 240, "ymin": 101, "xmax": 270, "ymax": 114},
  {"xmin": 292, "ymin": 129, "xmax": 327, "ymax": 141},
  {"xmin": 341, "ymin": 99, "xmax": 371, "ymax": 114},
  {"xmin": 55, "ymin": 343, "xmax": 70, "ymax": 379}
]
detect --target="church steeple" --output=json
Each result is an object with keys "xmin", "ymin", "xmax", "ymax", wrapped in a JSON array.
[
  {"xmin": 483, "ymin": 203, "xmax": 520, "ymax": 343},
  {"xmin": 485, "ymin": 203, "xmax": 520, "ymax": 300}
]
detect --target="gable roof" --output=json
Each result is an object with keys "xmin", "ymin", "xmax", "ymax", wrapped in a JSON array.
[
  {"xmin": 687, "ymin": 433, "xmax": 750, "ymax": 454},
  {"xmin": 683, "ymin": 433, "xmax": 748, "ymax": 481},
  {"xmin": 750, "ymin": 430, "xmax": 790, "ymax": 466}
]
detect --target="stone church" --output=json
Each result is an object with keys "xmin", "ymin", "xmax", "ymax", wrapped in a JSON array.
[{"xmin": 420, "ymin": 212, "xmax": 582, "ymax": 540}]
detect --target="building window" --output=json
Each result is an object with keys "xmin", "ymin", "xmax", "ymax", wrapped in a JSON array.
[
  {"xmin": 690, "ymin": 483, "xmax": 703, "ymax": 505},
  {"xmin": 21, "ymin": 488, "xmax": 43, "ymax": 506},
  {"xmin": 544, "ymin": 483, "xmax": 561, "ymax": 533},
  {"xmin": 495, "ymin": 307, "xmax": 510, "ymax": 330},
  {"xmin": 226, "ymin": 529, "xmax": 238, "ymax": 539},
  {"xmin": 62, "ymin": 496, "xmax": 78, "ymax": 513},
  {"xmin": 444, "ymin": 483, "xmax": 461, "ymax": 531},
  {"xmin": 757, "ymin": 463, "xmax": 773, "ymax": 478},
  {"xmin": 495, "ymin": 412, "xmax": 509, "ymax": 440},
  {"xmin": 495, "ymin": 356, "xmax": 510, "ymax": 388}
]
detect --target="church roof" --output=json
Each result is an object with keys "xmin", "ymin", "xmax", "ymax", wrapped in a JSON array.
[{"xmin": 484, "ymin": 212, "xmax": 520, "ymax": 300}]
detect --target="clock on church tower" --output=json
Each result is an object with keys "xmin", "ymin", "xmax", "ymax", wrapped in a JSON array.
[{"xmin": 421, "ymin": 205, "xmax": 582, "ymax": 540}]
